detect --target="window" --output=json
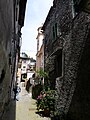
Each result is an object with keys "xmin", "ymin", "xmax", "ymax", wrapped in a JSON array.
[
  {"xmin": 55, "ymin": 49, "xmax": 63, "ymax": 78},
  {"xmin": 52, "ymin": 23, "xmax": 58, "ymax": 41},
  {"xmin": 0, "ymin": 69, "xmax": 5, "ymax": 84},
  {"xmin": 23, "ymin": 66, "xmax": 26, "ymax": 68}
]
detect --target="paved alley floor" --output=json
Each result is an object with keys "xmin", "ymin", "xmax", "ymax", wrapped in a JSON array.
[{"xmin": 3, "ymin": 83, "xmax": 51, "ymax": 120}]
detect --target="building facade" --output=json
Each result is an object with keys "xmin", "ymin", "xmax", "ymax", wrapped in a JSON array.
[
  {"xmin": 18, "ymin": 52, "xmax": 36, "ymax": 82},
  {"xmin": 0, "ymin": 0, "xmax": 27, "ymax": 119},
  {"xmin": 36, "ymin": 26, "xmax": 44, "ymax": 72},
  {"xmin": 43, "ymin": 0, "xmax": 90, "ymax": 119}
]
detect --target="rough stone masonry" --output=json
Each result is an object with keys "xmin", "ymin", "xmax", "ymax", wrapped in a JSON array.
[{"xmin": 43, "ymin": 0, "xmax": 90, "ymax": 119}]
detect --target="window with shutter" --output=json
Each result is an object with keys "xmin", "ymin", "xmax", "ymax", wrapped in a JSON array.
[{"xmin": 52, "ymin": 23, "xmax": 58, "ymax": 41}]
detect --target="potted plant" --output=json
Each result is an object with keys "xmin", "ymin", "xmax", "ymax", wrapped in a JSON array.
[{"xmin": 36, "ymin": 89, "xmax": 56, "ymax": 116}]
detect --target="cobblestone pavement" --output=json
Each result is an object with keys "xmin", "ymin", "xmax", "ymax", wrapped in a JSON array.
[{"xmin": 3, "ymin": 83, "xmax": 51, "ymax": 120}]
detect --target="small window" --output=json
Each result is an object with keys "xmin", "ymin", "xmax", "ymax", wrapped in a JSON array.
[
  {"xmin": 0, "ymin": 69, "xmax": 5, "ymax": 84},
  {"xmin": 52, "ymin": 23, "xmax": 58, "ymax": 41},
  {"xmin": 55, "ymin": 49, "xmax": 63, "ymax": 77},
  {"xmin": 23, "ymin": 66, "xmax": 26, "ymax": 68}
]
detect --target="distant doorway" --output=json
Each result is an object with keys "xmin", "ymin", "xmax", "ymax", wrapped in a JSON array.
[{"xmin": 21, "ymin": 73, "xmax": 27, "ymax": 82}]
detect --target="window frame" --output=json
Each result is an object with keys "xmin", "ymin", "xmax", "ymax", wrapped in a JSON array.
[
  {"xmin": 52, "ymin": 23, "xmax": 58, "ymax": 42},
  {"xmin": 55, "ymin": 49, "xmax": 64, "ymax": 78}
]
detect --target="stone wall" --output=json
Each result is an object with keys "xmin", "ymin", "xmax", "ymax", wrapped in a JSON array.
[
  {"xmin": 56, "ymin": 11, "xmax": 90, "ymax": 118},
  {"xmin": 0, "ymin": 0, "xmax": 14, "ymax": 118},
  {"xmin": 43, "ymin": 0, "xmax": 90, "ymax": 119},
  {"xmin": 66, "ymin": 14, "xmax": 90, "ymax": 120}
]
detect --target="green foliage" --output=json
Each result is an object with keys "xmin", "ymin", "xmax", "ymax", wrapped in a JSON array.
[
  {"xmin": 36, "ymin": 68, "xmax": 48, "ymax": 79},
  {"xmin": 36, "ymin": 89, "xmax": 56, "ymax": 113}
]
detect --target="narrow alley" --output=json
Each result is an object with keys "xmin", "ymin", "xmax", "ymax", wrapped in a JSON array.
[
  {"xmin": 3, "ymin": 82, "xmax": 50, "ymax": 120},
  {"xmin": 0, "ymin": 0, "xmax": 90, "ymax": 120}
]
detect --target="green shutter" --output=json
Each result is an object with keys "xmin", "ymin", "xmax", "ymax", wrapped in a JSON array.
[{"xmin": 52, "ymin": 23, "xmax": 58, "ymax": 41}]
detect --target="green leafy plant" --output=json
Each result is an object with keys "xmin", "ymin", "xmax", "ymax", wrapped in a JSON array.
[
  {"xmin": 36, "ymin": 68, "xmax": 48, "ymax": 79},
  {"xmin": 36, "ymin": 89, "xmax": 56, "ymax": 115}
]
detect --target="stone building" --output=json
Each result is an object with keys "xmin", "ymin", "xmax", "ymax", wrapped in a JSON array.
[
  {"xmin": 36, "ymin": 25, "xmax": 44, "ymax": 71},
  {"xmin": 42, "ymin": 0, "xmax": 90, "ymax": 119},
  {"xmin": 0, "ymin": 0, "xmax": 27, "ymax": 119},
  {"xmin": 18, "ymin": 52, "xmax": 36, "ymax": 82}
]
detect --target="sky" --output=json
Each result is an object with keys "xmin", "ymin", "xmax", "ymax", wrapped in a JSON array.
[{"xmin": 21, "ymin": 0, "xmax": 53, "ymax": 59}]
